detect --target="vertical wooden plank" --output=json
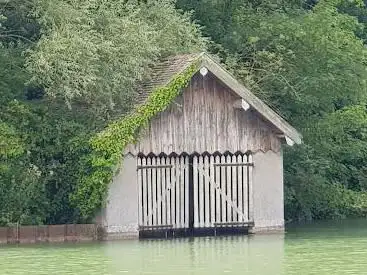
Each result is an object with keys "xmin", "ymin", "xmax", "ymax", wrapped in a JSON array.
[
  {"xmin": 226, "ymin": 155, "xmax": 232, "ymax": 223},
  {"xmin": 146, "ymin": 157, "xmax": 152, "ymax": 226},
  {"xmin": 129, "ymin": 73, "xmax": 283, "ymax": 157},
  {"xmin": 199, "ymin": 155, "xmax": 204, "ymax": 228},
  {"xmin": 215, "ymin": 81, "xmax": 221, "ymax": 152},
  {"xmin": 210, "ymin": 155, "xmax": 215, "ymax": 226},
  {"xmin": 198, "ymin": 77, "xmax": 204, "ymax": 152},
  {"xmin": 156, "ymin": 157, "xmax": 162, "ymax": 226},
  {"xmin": 176, "ymin": 156, "xmax": 181, "ymax": 228},
  {"xmin": 215, "ymin": 155, "xmax": 221, "ymax": 225},
  {"xmin": 203, "ymin": 76, "xmax": 208, "ymax": 153},
  {"xmin": 152, "ymin": 157, "xmax": 157, "ymax": 226},
  {"xmin": 173, "ymin": 104, "xmax": 178, "ymax": 152},
  {"xmin": 161, "ymin": 156, "xmax": 167, "ymax": 226},
  {"xmin": 193, "ymin": 83, "xmax": 198, "ymax": 152},
  {"xmin": 220, "ymin": 155, "xmax": 227, "ymax": 223},
  {"xmin": 180, "ymin": 156, "xmax": 185, "ymax": 228},
  {"xmin": 248, "ymin": 154, "xmax": 254, "ymax": 222},
  {"xmin": 142, "ymin": 157, "xmax": 148, "ymax": 226},
  {"xmin": 170, "ymin": 156, "xmax": 176, "ymax": 228},
  {"xmin": 232, "ymin": 155, "xmax": 238, "ymax": 223},
  {"xmin": 166, "ymin": 157, "xmax": 171, "ymax": 226},
  {"xmin": 184, "ymin": 155, "xmax": 189, "ymax": 228},
  {"xmin": 183, "ymin": 85, "xmax": 188, "ymax": 156},
  {"xmin": 243, "ymin": 154, "xmax": 249, "ymax": 222},
  {"xmin": 204, "ymin": 155, "xmax": 210, "ymax": 227},
  {"xmin": 151, "ymin": 115, "xmax": 156, "ymax": 153},
  {"xmin": 193, "ymin": 155, "xmax": 199, "ymax": 228},
  {"xmin": 237, "ymin": 154, "xmax": 243, "ymax": 222},
  {"xmin": 137, "ymin": 157, "xmax": 143, "ymax": 227}
]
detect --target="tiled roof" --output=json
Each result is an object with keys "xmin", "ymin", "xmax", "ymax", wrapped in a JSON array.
[{"xmin": 136, "ymin": 53, "xmax": 202, "ymax": 104}]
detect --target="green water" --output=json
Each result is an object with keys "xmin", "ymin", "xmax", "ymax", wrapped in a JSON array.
[{"xmin": 2, "ymin": 220, "xmax": 367, "ymax": 275}]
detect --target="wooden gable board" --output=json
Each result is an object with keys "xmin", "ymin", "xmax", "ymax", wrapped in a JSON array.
[{"xmin": 138, "ymin": 52, "xmax": 302, "ymax": 145}]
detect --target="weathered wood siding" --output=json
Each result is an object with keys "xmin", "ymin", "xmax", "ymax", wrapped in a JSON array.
[{"xmin": 125, "ymin": 72, "xmax": 282, "ymax": 155}]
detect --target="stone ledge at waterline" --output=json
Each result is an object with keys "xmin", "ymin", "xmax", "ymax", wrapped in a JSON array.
[{"xmin": 0, "ymin": 224, "xmax": 106, "ymax": 245}]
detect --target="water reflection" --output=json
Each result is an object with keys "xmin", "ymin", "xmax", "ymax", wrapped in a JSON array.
[
  {"xmin": 104, "ymin": 235, "xmax": 285, "ymax": 274},
  {"xmin": 284, "ymin": 220, "xmax": 367, "ymax": 275},
  {"xmin": 3, "ymin": 221, "xmax": 367, "ymax": 275}
]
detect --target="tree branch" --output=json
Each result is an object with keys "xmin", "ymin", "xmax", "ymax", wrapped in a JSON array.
[{"xmin": 0, "ymin": 33, "xmax": 35, "ymax": 43}]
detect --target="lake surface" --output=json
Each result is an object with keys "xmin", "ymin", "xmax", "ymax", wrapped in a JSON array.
[{"xmin": 2, "ymin": 219, "xmax": 367, "ymax": 274}]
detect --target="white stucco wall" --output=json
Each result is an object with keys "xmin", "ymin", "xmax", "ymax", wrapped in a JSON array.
[
  {"xmin": 251, "ymin": 150, "xmax": 284, "ymax": 232},
  {"xmin": 104, "ymin": 154, "xmax": 139, "ymax": 239}
]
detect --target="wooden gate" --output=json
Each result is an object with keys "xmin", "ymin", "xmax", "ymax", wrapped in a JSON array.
[
  {"xmin": 137, "ymin": 155, "xmax": 190, "ymax": 231},
  {"xmin": 137, "ymin": 153, "xmax": 253, "ymax": 233},
  {"xmin": 192, "ymin": 154, "xmax": 253, "ymax": 228}
]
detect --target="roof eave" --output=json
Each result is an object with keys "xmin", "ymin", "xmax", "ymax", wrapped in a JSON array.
[{"xmin": 199, "ymin": 53, "xmax": 302, "ymax": 145}]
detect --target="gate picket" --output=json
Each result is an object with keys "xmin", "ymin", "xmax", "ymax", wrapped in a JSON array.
[
  {"xmin": 176, "ymin": 157, "xmax": 181, "ymax": 228},
  {"xmin": 152, "ymin": 157, "xmax": 157, "ymax": 226},
  {"xmin": 220, "ymin": 155, "xmax": 226, "ymax": 223},
  {"xmin": 146, "ymin": 157, "xmax": 152, "ymax": 226},
  {"xmin": 193, "ymin": 156, "xmax": 199, "ymax": 228},
  {"xmin": 166, "ymin": 157, "xmax": 171, "ymax": 226},
  {"xmin": 184, "ymin": 156, "xmax": 189, "ymax": 228},
  {"xmin": 226, "ymin": 155, "xmax": 232, "ymax": 223},
  {"xmin": 156, "ymin": 157, "xmax": 162, "ymax": 226},
  {"xmin": 137, "ymin": 152, "xmax": 251, "ymax": 232},
  {"xmin": 170, "ymin": 156, "xmax": 176, "ymax": 228},
  {"xmin": 231, "ymin": 155, "xmax": 238, "ymax": 223},
  {"xmin": 161, "ymin": 156, "xmax": 167, "ymax": 226},
  {"xmin": 243, "ymin": 155, "xmax": 248, "ymax": 222},
  {"xmin": 210, "ymin": 155, "xmax": 215, "ymax": 226},
  {"xmin": 180, "ymin": 157, "xmax": 185, "ymax": 228},
  {"xmin": 237, "ymin": 154, "xmax": 243, "ymax": 223},
  {"xmin": 215, "ymin": 155, "xmax": 221, "ymax": 225},
  {"xmin": 199, "ymin": 156, "xmax": 204, "ymax": 228},
  {"xmin": 204, "ymin": 155, "xmax": 210, "ymax": 227}
]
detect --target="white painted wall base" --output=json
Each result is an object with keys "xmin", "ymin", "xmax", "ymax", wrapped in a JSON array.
[
  {"xmin": 252, "ymin": 150, "xmax": 284, "ymax": 231},
  {"xmin": 104, "ymin": 154, "xmax": 139, "ymax": 237}
]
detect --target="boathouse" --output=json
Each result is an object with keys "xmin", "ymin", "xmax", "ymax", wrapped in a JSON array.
[{"xmin": 102, "ymin": 52, "xmax": 302, "ymax": 239}]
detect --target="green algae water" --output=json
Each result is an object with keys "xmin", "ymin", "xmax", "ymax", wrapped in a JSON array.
[{"xmin": 2, "ymin": 219, "xmax": 367, "ymax": 275}]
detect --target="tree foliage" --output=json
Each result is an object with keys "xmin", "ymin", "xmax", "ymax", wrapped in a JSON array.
[
  {"xmin": 177, "ymin": 0, "xmax": 367, "ymax": 221},
  {"xmin": 26, "ymin": 0, "xmax": 206, "ymax": 115},
  {"xmin": 0, "ymin": 0, "xmax": 204, "ymax": 225},
  {"xmin": 1, "ymin": 0, "xmax": 367, "ymax": 224}
]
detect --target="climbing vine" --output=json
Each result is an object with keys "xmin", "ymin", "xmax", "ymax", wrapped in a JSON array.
[{"xmin": 71, "ymin": 62, "xmax": 200, "ymax": 218}]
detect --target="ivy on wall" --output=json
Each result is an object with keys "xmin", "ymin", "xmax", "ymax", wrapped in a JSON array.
[{"xmin": 71, "ymin": 62, "xmax": 200, "ymax": 218}]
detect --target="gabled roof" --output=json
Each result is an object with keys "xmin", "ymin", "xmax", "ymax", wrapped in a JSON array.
[
  {"xmin": 137, "ymin": 53, "xmax": 200, "ymax": 102},
  {"xmin": 139, "ymin": 52, "xmax": 302, "ymax": 145}
]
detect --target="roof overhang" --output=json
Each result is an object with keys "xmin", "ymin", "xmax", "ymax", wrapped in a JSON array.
[{"xmin": 197, "ymin": 53, "xmax": 302, "ymax": 145}]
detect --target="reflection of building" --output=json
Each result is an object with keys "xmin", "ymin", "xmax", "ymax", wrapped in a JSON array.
[
  {"xmin": 103, "ymin": 235, "xmax": 285, "ymax": 275},
  {"xmin": 102, "ymin": 52, "xmax": 302, "ymax": 239}
]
